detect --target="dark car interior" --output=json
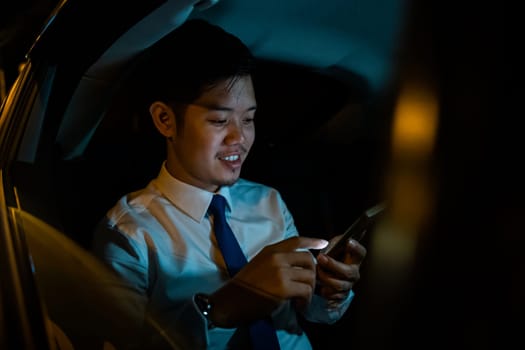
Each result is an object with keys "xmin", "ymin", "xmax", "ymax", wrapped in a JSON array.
[
  {"xmin": 4, "ymin": 0, "xmax": 514, "ymax": 349},
  {"xmin": 54, "ymin": 59, "xmax": 389, "ymax": 249},
  {"xmin": 6, "ymin": 2, "xmax": 394, "ymax": 347},
  {"xmin": 7, "ymin": 3, "xmax": 395, "ymax": 347},
  {"xmin": 12, "ymin": 0, "xmax": 397, "ymax": 250}
]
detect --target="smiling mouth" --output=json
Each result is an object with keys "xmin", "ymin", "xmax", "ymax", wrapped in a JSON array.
[{"xmin": 219, "ymin": 154, "xmax": 240, "ymax": 161}]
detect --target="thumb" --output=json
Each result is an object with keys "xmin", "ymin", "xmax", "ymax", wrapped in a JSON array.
[{"xmin": 272, "ymin": 236, "xmax": 328, "ymax": 252}]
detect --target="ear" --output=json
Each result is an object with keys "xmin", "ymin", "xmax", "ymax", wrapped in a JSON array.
[{"xmin": 150, "ymin": 101, "xmax": 176, "ymax": 138}]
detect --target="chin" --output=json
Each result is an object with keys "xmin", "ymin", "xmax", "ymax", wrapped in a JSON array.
[
  {"xmin": 221, "ymin": 173, "xmax": 241, "ymax": 186},
  {"xmin": 222, "ymin": 178, "xmax": 239, "ymax": 186}
]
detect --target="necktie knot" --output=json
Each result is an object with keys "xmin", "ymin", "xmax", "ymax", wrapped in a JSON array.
[{"xmin": 209, "ymin": 194, "xmax": 227, "ymax": 218}]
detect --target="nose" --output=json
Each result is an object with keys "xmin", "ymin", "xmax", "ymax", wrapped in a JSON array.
[{"xmin": 225, "ymin": 120, "xmax": 245, "ymax": 144}]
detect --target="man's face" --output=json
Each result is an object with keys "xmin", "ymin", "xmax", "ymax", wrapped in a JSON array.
[{"xmin": 166, "ymin": 75, "xmax": 256, "ymax": 192}]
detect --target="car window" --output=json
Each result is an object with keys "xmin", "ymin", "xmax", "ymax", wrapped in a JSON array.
[{"xmin": 17, "ymin": 65, "xmax": 56, "ymax": 164}]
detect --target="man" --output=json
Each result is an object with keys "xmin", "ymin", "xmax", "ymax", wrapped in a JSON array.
[{"xmin": 92, "ymin": 19, "xmax": 366, "ymax": 350}]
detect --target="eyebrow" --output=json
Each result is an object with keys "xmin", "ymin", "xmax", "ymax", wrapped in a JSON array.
[{"xmin": 190, "ymin": 102, "xmax": 257, "ymax": 113}]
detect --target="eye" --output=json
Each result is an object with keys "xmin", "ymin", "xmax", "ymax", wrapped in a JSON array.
[
  {"xmin": 243, "ymin": 117, "xmax": 255, "ymax": 125},
  {"xmin": 209, "ymin": 119, "xmax": 228, "ymax": 126}
]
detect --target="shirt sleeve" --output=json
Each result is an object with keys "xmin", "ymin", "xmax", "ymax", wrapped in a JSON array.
[
  {"xmin": 276, "ymin": 191, "xmax": 299, "ymax": 239},
  {"xmin": 302, "ymin": 290, "xmax": 355, "ymax": 324},
  {"xmin": 91, "ymin": 218, "xmax": 154, "ymax": 347},
  {"xmin": 92, "ymin": 217, "xmax": 214, "ymax": 349},
  {"xmin": 92, "ymin": 218, "xmax": 150, "ymax": 296}
]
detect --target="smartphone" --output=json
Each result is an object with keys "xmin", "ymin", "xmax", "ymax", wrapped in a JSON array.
[{"xmin": 321, "ymin": 202, "xmax": 386, "ymax": 259}]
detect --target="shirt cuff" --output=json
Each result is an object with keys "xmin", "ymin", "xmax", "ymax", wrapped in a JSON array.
[{"xmin": 303, "ymin": 290, "xmax": 355, "ymax": 324}]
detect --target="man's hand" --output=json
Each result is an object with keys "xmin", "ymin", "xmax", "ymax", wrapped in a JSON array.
[
  {"xmin": 315, "ymin": 237, "xmax": 367, "ymax": 302},
  {"xmin": 209, "ymin": 236, "xmax": 328, "ymax": 327}
]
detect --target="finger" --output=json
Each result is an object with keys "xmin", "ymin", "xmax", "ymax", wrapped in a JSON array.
[
  {"xmin": 317, "ymin": 254, "xmax": 360, "ymax": 281},
  {"xmin": 257, "ymin": 250, "xmax": 316, "ymax": 275},
  {"xmin": 256, "ymin": 268, "xmax": 316, "ymax": 300},
  {"xmin": 271, "ymin": 236, "xmax": 328, "ymax": 252},
  {"xmin": 282, "ymin": 250, "xmax": 319, "ymax": 270},
  {"xmin": 346, "ymin": 239, "xmax": 367, "ymax": 263},
  {"xmin": 284, "ymin": 265, "xmax": 317, "ymax": 285},
  {"xmin": 282, "ymin": 275, "xmax": 316, "ymax": 300},
  {"xmin": 317, "ymin": 267, "xmax": 356, "ymax": 291}
]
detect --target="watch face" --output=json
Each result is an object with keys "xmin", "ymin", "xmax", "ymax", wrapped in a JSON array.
[
  {"xmin": 195, "ymin": 293, "xmax": 212, "ymax": 317},
  {"xmin": 195, "ymin": 293, "xmax": 215, "ymax": 329}
]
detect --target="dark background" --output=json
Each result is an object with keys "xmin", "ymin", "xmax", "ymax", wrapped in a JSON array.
[
  {"xmin": 0, "ymin": 0, "xmax": 60, "ymax": 99},
  {"xmin": 1, "ymin": 1, "xmax": 521, "ymax": 349}
]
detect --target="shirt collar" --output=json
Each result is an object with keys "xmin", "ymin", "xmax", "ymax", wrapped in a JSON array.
[{"xmin": 153, "ymin": 162, "xmax": 233, "ymax": 222}]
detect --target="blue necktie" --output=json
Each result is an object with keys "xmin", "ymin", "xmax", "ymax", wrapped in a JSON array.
[{"xmin": 208, "ymin": 194, "xmax": 280, "ymax": 350}]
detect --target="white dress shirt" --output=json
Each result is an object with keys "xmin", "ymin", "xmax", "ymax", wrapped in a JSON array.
[{"xmin": 93, "ymin": 163, "xmax": 354, "ymax": 349}]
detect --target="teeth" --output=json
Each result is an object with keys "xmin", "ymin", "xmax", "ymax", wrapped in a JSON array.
[{"xmin": 222, "ymin": 155, "xmax": 239, "ymax": 161}]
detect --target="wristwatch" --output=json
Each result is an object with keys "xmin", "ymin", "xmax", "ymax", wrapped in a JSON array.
[{"xmin": 194, "ymin": 293, "xmax": 215, "ymax": 329}]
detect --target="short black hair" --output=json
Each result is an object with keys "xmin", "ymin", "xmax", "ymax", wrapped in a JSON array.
[{"xmin": 139, "ymin": 18, "xmax": 256, "ymax": 107}]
